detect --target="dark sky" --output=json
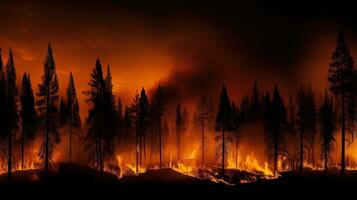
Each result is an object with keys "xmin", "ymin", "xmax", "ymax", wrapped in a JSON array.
[{"xmin": 0, "ymin": 0, "xmax": 356, "ymax": 114}]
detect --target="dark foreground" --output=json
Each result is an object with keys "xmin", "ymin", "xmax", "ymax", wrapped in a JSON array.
[{"xmin": 0, "ymin": 163, "xmax": 355, "ymax": 198}]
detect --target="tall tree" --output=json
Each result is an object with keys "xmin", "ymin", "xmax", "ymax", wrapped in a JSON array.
[
  {"xmin": 328, "ymin": 29, "xmax": 355, "ymax": 176},
  {"xmin": 131, "ymin": 92, "xmax": 140, "ymax": 173},
  {"xmin": 102, "ymin": 65, "xmax": 116, "ymax": 162},
  {"xmin": 66, "ymin": 72, "xmax": 81, "ymax": 163},
  {"xmin": 138, "ymin": 88, "xmax": 149, "ymax": 166},
  {"xmin": 151, "ymin": 85, "xmax": 164, "ymax": 168},
  {"xmin": 5, "ymin": 49, "xmax": 19, "ymax": 177},
  {"xmin": 84, "ymin": 58, "xmax": 106, "ymax": 172},
  {"xmin": 37, "ymin": 44, "xmax": 60, "ymax": 175},
  {"xmin": 296, "ymin": 86, "xmax": 307, "ymax": 173},
  {"xmin": 305, "ymin": 85, "xmax": 317, "ymax": 167},
  {"xmin": 0, "ymin": 49, "xmax": 7, "ymax": 166},
  {"xmin": 287, "ymin": 93, "xmax": 297, "ymax": 170},
  {"xmin": 195, "ymin": 94, "xmax": 214, "ymax": 167},
  {"xmin": 175, "ymin": 103, "xmax": 187, "ymax": 162},
  {"xmin": 231, "ymin": 102, "xmax": 242, "ymax": 169},
  {"xmin": 116, "ymin": 98, "xmax": 124, "ymax": 153},
  {"xmin": 19, "ymin": 73, "xmax": 37, "ymax": 170},
  {"xmin": 215, "ymin": 85, "xmax": 234, "ymax": 176},
  {"xmin": 319, "ymin": 91, "xmax": 335, "ymax": 175},
  {"xmin": 269, "ymin": 85, "xmax": 287, "ymax": 172}
]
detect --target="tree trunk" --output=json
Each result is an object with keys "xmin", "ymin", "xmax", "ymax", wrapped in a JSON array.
[
  {"xmin": 136, "ymin": 122, "xmax": 139, "ymax": 174},
  {"xmin": 69, "ymin": 112, "xmax": 72, "ymax": 163},
  {"xmin": 21, "ymin": 131, "xmax": 24, "ymax": 170},
  {"xmin": 311, "ymin": 134, "xmax": 315, "ymax": 167},
  {"xmin": 143, "ymin": 129, "xmax": 146, "ymax": 167},
  {"xmin": 95, "ymin": 136, "xmax": 99, "ymax": 169},
  {"xmin": 201, "ymin": 116, "xmax": 205, "ymax": 168},
  {"xmin": 235, "ymin": 134, "xmax": 239, "ymax": 169},
  {"xmin": 8, "ymin": 128, "xmax": 12, "ymax": 178},
  {"xmin": 300, "ymin": 123, "xmax": 303, "ymax": 173},
  {"xmin": 222, "ymin": 126, "xmax": 225, "ymax": 176},
  {"xmin": 159, "ymin": 117, "xmax": 162, "ymax": 168},
  {"xmin": 177, "ymin": 129, "xmax": 180, "ymax": 162},
  {"xmin": 45, "ymin": 83, "xmax": 50, "ymax": 176},
  {"xmin": 274, "ymin": 129, "xmax": 278, "ymax": 172},
  {"xmin": 341, "ymin": 90, "xmax": 346, "ymax": 177},
  {"xmin": 324, "ymin": 148, "xmax": 328, "ymax": 175}
]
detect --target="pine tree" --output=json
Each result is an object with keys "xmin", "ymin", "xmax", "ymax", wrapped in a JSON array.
[
  {"xmin": 139, "ymin": 88, "xmax": 149, "ymax": 166},
  {"xmin": 19, "ymin": 73, "xmax": 37, "ymax": 170},
  {"xmin": 151, "ymin": 85, "xmax": 164, "ymax": 168},
  {"xmin": 116, "ymin": 97, "xmax": 124, "ymax": 153},
  {"xmin": 231, "ymin": 102, "xmax": 241, "ymax": 169},
  {"xmin": 5, "ymin": 49, "xmax": 19, "ymax": 177},
  {"xmin": 66, "ymin": 72, "xmax": 81, "ymax": 163},
  {"xmin": 84, "ymin": 58, "xmax": 106, "ymax": 172},
  {"xmin": 328, "ymin": 29, "xmax": 356, "ymax": 176},
  {"xmin": 195, "ymin": 94, "xmax": 214, "ymax": 167},
  {"xmin": 269, "ymin": 85, "xmax": 287, "ymax": 172},
  {"xmin": 215, "ymin": 85, "xmax": 234, "ymax": 176},
  {"xmin": 0, "ymin": 49, "xmax": 7, "ymax": 164},
  {"xmin": 305, "ymin": 84, "xmax": 317, "ymax": 167},
  {"xmin": 319, "ymin": 91, "xmax": 335, "ymax": 175},
  {"xmin": 175, "ymin": 103, "xmax": 187, "ymax": 162},
  {"xmin": 287, "ymin": 93, "xmax": 297, "ymax": 170},
  {"xmin": 37, "ymin": 44, "xmax": 60, "ymax": 175},
  {"xmin": 296, "ymin": 86, "xmax": 307, "ymax": 173},
  {"xmin": 262, "ymin": 92, "xmax": 273, "ymax": 161},
  {"xmin": 102, "ymin": 65, "xmax": 116, "ymax": 162},
  {"xmin": 131, "ymin": 92, "xmax": 140, "ymax": 173}
]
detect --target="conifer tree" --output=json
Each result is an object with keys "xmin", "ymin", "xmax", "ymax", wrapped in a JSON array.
[
  {"xmin": 328, "ymin": 30, "xmax": 356, "ymax": 176},
  {"xmin": 5, "ymin": 49, "xmax": 19, "ymax": 177},
  {"xmin": 20, "ymin": 73, "xmax": 37, "ymax": 170},
  {"xmin": 215, "ymin": 85, "xmax": 234, "ymax": 176},
  {"xmin": 37, "ymin": 44, "xmax": 60, "ymax": 175}
]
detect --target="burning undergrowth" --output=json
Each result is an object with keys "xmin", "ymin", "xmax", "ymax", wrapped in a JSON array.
[{"xmin": 101, "ymin": 152, "xmax": 279, "ymax": 186}]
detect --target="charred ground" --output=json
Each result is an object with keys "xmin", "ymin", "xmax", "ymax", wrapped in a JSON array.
[{"xmin": 0, "ymin": 163, "xmax": 355, "ymax": 198}]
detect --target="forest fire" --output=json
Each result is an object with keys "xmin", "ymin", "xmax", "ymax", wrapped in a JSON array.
[{"xmin": 3, "ymin": 1, "xmax": 357, "ymax": 197}]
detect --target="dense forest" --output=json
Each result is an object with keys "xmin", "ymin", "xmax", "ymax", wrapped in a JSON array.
[{"xmin": 0, "ymin": 29, "xmax": 357, "ymax": 183}]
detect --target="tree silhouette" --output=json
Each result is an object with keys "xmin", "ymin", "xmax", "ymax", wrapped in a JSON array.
[
  {"xmin": 131, "ymin": 92, "xmax": 140, "ymax": 173},
  {"xmin": 84, "ymin": 58, "xmax": 106, "ymax": 172},
  {"xmin": 66, "ymin": 72, "xmax": 81, "ymax": 163},
  {"xmin": 5, "ymin": 49, "xmax": 19, "ymax": 177},
  {"xmin": 194, "ymin": 94, "xmax": 214, "ymax": 167},
  {"xmin": 102, "ymin": 65, "xmax": 116, "ymax": 162},
  {"xmin": 19, "ymin": 73, "xmax": 37, "ymax": 170},
  {"xmin": 37, "ymin": 44, "xmax": 60, "ymax": 175},
  {"xmin": 175, "ymin": 103, "xmax": 187, "ymax": 162},
  {"xmin": 231, "ymin": 102, "xmax": 242, "ymax": 169},
  {"xmin": 269, "ymin": 85, "xmax": 287, "ymax": 172},
  {"xmin": 328, "ymin": 29, "xmax": 356, "ymax": 176},
  {"xmin": 151, "ymin": 85, "xmax": 164, "ymax": 168},
  {"xmin": 138, "ymin": 88, "xmax": 149, "ymax": 166},
  {"xmin": 215, "ymin": 85, "xmax": 234, "ymax": 176},
  {"xmin": 319, "ymin": 91, "xmax": 335, "ymax": 175},
  {"xmin": 262, "ymin": 92, "xmax": 273, "ymax": 156},
  {"xmin": 116, "ymin": 98, "xmax": 124, "ymax": 153},
  {"xmin": 305, "ymin": 85, "xmax": 317, "ymax": 167},
  {"xmin": 0, "ymin": 49, "xmax": 7, "ymax": 168},
  {"xmin": 287, "ymin": 93, "xmax": 297, "ymax": 170}
]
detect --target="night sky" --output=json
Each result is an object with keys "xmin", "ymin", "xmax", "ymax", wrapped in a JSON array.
[{"xmin": 0, "ymin": 0, "xmax": 357, "ymax": 116}]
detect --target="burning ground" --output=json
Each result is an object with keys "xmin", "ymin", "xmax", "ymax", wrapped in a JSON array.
[{"xmin": 1, "ymin": 163, "xmax": 357, "ymax": 198}]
